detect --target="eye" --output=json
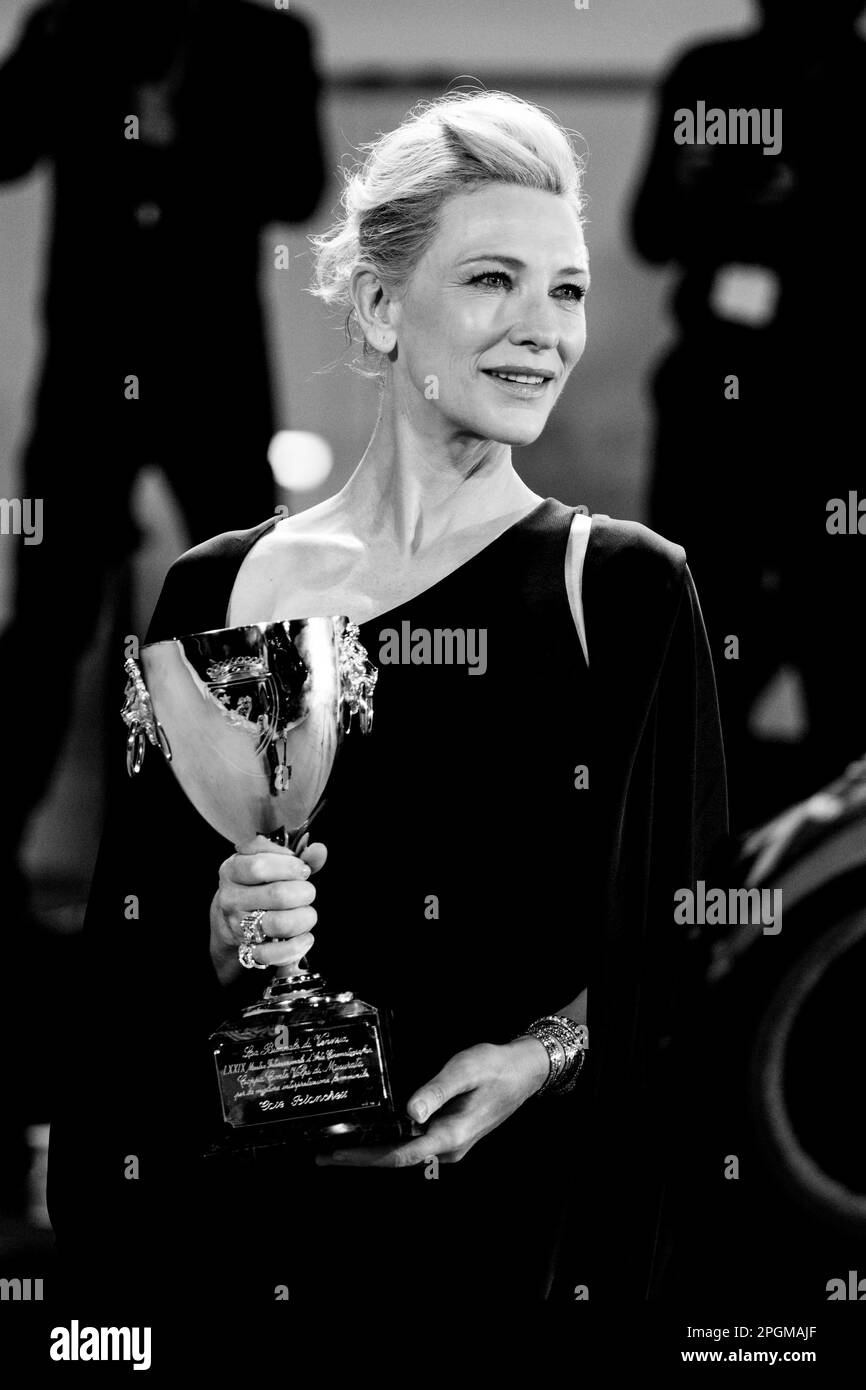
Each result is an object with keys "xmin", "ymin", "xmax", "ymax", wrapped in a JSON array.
[
  {"xmin": 555, "ymin": 284, "xmax": 587, "ymax": 303},
  {"xmin": 466, "ymin": 271, "xmax": 587, "ymax": 303},
  {"xmin": 466, "ymin": 271, "xmax": 513, "ymax": 290}
]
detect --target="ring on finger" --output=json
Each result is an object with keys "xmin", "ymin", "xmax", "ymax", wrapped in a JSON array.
[
  {"xmin": 238, "ymin": 942, "xmax": 268, "ymax": 970},
  {"xmin": 240, "ymin": 909, "xmax": 267, "ymax": 944}
]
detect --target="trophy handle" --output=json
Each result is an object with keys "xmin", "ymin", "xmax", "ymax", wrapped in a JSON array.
[
  {"xmin": 339, "ymin": 621, "xmax": 377, "ymax": 734},
  {"xmin": 122, "ymin": 658, "xmax": 172, "ymax": 774},
  {"xmin": 126, "ymin": 729, "xmax": 146, "ymax": 777}
]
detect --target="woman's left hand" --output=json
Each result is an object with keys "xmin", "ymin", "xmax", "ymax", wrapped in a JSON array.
[{"xmin": 315, "ymin": 1038, "xmax": 549, "ymax": 1168}]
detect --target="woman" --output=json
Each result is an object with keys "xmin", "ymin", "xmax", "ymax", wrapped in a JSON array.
[{"xmin": 48, "ymin": 91, "xmax": 727, "ymax": 1312}]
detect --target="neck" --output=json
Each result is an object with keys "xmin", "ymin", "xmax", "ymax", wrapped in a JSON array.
[{"xmin": 334, "ymin": 391, "xmax": 543, "ymax": 556}]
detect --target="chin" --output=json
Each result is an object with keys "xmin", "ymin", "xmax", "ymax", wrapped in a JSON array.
[
  {"xmin": 456, "ymin": 406, "xmax": 549, "ymax": 447},
  {"xmin": 488, "ymin": 416, "xmax": 548, "ymax": 447}
]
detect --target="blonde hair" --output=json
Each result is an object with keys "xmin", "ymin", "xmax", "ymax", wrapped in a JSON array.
[{"xmin": 309, "ymin": 89, "xmax": 586, "ymax": 373}]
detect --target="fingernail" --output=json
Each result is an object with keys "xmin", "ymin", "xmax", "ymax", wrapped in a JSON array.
[
  {"xmin": 413, "ymin": 1102, "xmax": 427, "ymax": 1122},
  {"xmin": 330, "ymin": 1150, "xmax": 347, "ymax": 1162}
]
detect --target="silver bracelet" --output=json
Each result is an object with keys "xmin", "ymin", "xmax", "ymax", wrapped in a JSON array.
[{"xmin": 513, "ymin": 1016, "xmax": 589, "ymax": 1096}]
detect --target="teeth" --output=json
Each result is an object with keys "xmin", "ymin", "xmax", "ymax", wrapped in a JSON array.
[{"xmin": 489, "ymin": 372, "xmax": 546, "ymax": 384}]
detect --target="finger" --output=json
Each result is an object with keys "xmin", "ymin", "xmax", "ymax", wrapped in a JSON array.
[
  {"xmin": 399, "ymin": 1113, "xmax": 469, "ymax": 1162},
  {"xmin": 245, "ymin": 930, "xmax": 315, "ymax": 971},
  {"xmin": 359, "ymin": 1123, "xmax": 458, "ymax": 1168},
  {"xmin": 227, "ymin": 853, "xmax": 313, "ymax": 888},
  {"xmin": 236, "ymin": 906, "xmax": 317, "ymax": 946},
  {"xmin": 239, "ymin": 877, "xmax": 317, "ymax": 915},
  {"xmin": 407, "ymin": 1058, "xmax": 476, "ymax": 1125},
  {"xmin": 234, "ymin": 834, "xmax": 299, "ymax": 857},
  {"xmin": 221, "ymin": 880, "xmax": 316, "ymax": 926},
  {"xmin": 315, "ymin": 1144, "xmax": 414, "ymax": 1169},
  {"xmin": 300, "ymin": 841, "xmax": 327, "ymax": 874},
  {"xmin": 316, "ymin": 1117, "xmax": 461, "ymax": 1168},
  {"xmin": 232, "ymin": 906, "xmax": 318, "ymax": 941}
]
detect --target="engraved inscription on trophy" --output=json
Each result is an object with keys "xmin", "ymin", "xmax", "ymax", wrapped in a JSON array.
[{"xmin": 214, "ymin": 1020, "xmax": 390, "ymax": 1129}]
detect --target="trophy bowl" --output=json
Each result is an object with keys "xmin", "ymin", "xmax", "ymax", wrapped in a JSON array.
[{"xmin": 123, "ymin": 617, "xmax": 373, "ymax": 844}]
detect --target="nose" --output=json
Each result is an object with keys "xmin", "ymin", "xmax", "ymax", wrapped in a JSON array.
[{"xmin": 506, "ymin": 287, "xmax": 561, "ymax": 352}]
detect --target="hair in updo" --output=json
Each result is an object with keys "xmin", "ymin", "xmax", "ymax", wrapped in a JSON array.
[{"xmin": 309, "ymin": 89, "xmax": 586, "ymax": 374}]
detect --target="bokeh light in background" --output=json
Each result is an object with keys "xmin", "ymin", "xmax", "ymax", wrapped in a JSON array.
[{"xmin": 268, "ymin": 429, "xmax": 334, "ymax": 493}]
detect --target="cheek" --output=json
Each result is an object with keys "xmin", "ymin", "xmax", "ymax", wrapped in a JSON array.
[
  {"xmin": 569, "ymin": 314, "xmax": 588, "ymax": 355},
  {"xmin": 559, "ymin": 320, "xmax": 587, "ymax": 375},
  {"xmin": 413, "ymin": 307, "xmax": 492, "ymax": 394},
  {"xmin": 438, "ymin": 298, "xmax": 500, "ymax": 358},
  {"xmin": 404, "ymin": 303, "xmax": 471, "ymax": 374}
]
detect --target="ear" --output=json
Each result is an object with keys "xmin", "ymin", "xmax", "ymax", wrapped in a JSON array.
[{"xmin": 350, "ymin": 264, "xmax": 399, "ymax": 356}]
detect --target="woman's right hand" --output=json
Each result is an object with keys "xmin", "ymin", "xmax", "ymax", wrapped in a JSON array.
[{"xmin": 209, "ymin": 834, "xmax": 327, "ymax": 986}]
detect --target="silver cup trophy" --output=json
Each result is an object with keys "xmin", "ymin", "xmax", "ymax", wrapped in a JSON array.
[{"xmin": 122, "ymin": 617, "xmax": 412, "ymax": 1153}]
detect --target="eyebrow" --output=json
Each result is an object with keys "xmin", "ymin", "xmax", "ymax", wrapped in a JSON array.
[{"xmin": 459, "ymin": 254, "xmax": 590, "ymax": 278}]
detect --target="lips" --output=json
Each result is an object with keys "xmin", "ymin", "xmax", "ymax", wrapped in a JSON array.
[
  {"xmin": 482, "ymin": 369, "xmax": 552, "ymax": 385},
  {"xmin": 481, "ymin": 368, "xmax": 554, "ymax": 400}
]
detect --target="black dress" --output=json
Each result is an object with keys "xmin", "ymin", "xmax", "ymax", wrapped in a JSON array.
[{"xmin": 47, "ymin": 499, "xmax": 728, "ymax": 1313}]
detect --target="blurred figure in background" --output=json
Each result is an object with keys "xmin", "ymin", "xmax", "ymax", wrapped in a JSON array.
[
  {"xmin": 0, "ymin": 0, "xmax": 325, "ymax": 921},
  {"xmin": 631, "ymin": 0, "xmax": 866, "ymax": 832},
  {"xmin": 0, "ymin": 0, "xmax": 324, "ymax": 1214}
]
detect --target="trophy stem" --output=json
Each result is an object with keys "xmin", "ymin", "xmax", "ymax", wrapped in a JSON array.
[
  {"xmin": 271, "ymin": 961, "xmax": 317, "ymax": 987},
  {"xmin": 266, "ymin": 822, "xmax": 317, "ymax": 989},
  {"xmin": 263, "ymin": 970, "xmax": 325, "ymax": 1003}
]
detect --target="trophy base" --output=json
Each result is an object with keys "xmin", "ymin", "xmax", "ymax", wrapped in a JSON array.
[
  {"xmin": 203, "ymin": 1110, "xmax": 418, "ymax": 1162},
  {"xmin": 209, "ymin": 971, "xmax": 414, "ymax": 1158}
]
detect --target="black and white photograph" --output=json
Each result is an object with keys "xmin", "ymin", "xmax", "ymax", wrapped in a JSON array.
[{"xmin": 1, "ymin": 0, "xmax": 864, "ymax": 1371}]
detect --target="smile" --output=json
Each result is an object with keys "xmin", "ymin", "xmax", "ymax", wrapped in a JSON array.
[{"xmin": 482, "ymin": 369, "xmax": 552, "ymax": 398}]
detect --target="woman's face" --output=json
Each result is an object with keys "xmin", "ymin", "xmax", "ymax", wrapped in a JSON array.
[{"xmin": 386, "ymin": 184, "xmax": 589, "ymax": 449}]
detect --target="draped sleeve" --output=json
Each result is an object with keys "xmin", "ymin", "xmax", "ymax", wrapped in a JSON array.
[{"xmin": 553, "ymin": 516, "xmax": 730, "ymax": 1302}]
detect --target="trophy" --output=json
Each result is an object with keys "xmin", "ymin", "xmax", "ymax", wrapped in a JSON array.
[{"xmin": 122, "ymin": 617, "xmax": 413, "ymax": 1154}]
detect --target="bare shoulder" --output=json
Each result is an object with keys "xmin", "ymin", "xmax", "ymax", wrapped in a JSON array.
[
  {"xmin": 228, "ymin": 497, "xmax": 366, "ymax": 625},
  {"xmin": 250, "ymin": 499, "xmax": 364, "ymax": 573}
]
